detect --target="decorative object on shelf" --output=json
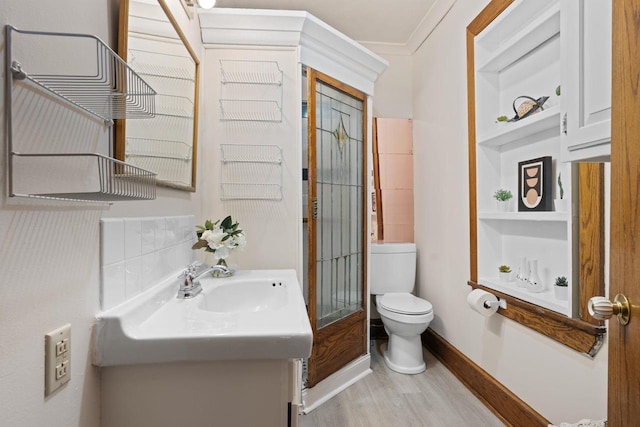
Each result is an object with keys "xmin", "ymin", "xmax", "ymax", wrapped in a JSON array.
[
  {"xmin": 526, "ymin": 259, "xmax": 544, "ymax": 293},
  {"xmin": 515, "ymin": 256, "xmax": 529, "ymax": 288},
  {"xmin": 498, "ymin": 265, "xmax": 512, "ymax": 282},
  {"xmin": 554, "ymin": 276, "xmax": 568, "ymax": 300},
  {"xmin": 192, "ymin": 215, "xmax": 246, "ymax": 277},
  {"xmin": 555, "ymin": 85, "xmax": 561, "ymax": 96},
  {"xmin": 493, "ymin": 188, "xmax": 513, "ymax": 212},
  {"xmin": 510, "ymin": 95, "xmax": 549, "ymax": 122},
  {"xmin": 554, "ymin": 172, "xmax": 569, "ymax": 212},
  {"xmin": 518, "ymin": 156, "xmax": 552, "ymax": 211},
  {"xmin": 495, "ymin": 115, "xmax": 509, "ymax": 125}
]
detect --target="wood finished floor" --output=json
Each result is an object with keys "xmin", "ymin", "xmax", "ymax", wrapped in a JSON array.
[{"xmin": 300, "ymin": 340, "xmax": 505, "ymax": 427}]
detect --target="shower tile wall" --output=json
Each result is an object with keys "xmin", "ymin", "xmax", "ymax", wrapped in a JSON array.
[
  {"xmin": 376, "ymin": 118, "xmax": 414, "ymax": 243},
  {"xmin": 100, "ymin": 215, "xmax": 196, "ymax": 310}
]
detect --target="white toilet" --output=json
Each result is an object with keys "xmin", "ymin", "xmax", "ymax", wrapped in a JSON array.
[{"xmin": 371, "ymin": 242, "xmax": 433, "ymax": 374}]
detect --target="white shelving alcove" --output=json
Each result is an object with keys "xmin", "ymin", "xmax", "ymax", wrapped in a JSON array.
[{"xmin": 472, "ymin": 0, "xmax": 578, "ymax": 317}]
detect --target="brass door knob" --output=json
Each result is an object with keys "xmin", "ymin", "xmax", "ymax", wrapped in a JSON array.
[{"xmin": 588, "ymin": 294, "xmax": 631, "ymax": 325}]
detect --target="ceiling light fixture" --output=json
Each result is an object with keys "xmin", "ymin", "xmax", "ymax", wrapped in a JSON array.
[{"xmin": 196, "ymin": 0, "xmax": 216, "ymax": 8}]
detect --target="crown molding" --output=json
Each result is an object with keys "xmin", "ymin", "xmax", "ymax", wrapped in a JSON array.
[
  {"xmin": 358, "ymin": 42, "xmax": 412, "ymax": 56},
  {"xmin": 405, "ymin": 0, "xmax": 457, "ymax": 54},
  {"xmin": 198, "ymin": 8, "xmax": 388, "ymax": 94},
  {"xmin": 358, "ymin": 0, "xmax": 457, "ymax": 57}
]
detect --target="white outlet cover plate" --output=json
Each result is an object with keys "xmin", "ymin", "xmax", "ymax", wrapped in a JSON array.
[{"xmin": 45, "ymin": 324, "xmax": 71, "ymax": 396}]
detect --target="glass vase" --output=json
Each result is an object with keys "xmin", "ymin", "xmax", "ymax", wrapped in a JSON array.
[
  {"xmin": 527, "ymin": 259, "xmax": 544, "ymax": 293},
  {"xmin": 211, "ymin": 257, "xmax": 233, "ymax": 278},
  {"xmin": 515, "ymin": 257, "xmax": 528, "ymax": 288}
]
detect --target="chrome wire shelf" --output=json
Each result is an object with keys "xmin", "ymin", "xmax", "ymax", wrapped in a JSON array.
[
  {"xmin": 6, "ymin": 26, "xmax": 156, "ymax": 123},
  {"xmin": 219, "ymin": 59, "xmax": 283, "ymax": 122},
  {"xmin": 220, "ymin": 144, "xmax": 283, "ymax": 200},
  {"xmin": 129, "ymin": 49, "xmax": 195, "ymax": 81},
  {"xmin": 220, "ymin": 60, "xmax": 283, "ymax": 86},
  {"xmin": 126, "ymin": 137, "xmax": 192, "ymax": 161},
  {"xmin": 155, "ymin": 94, "xmax": 194, "ymax": 118},
  {"xmin": 5, "ymin": 25, "xmax": 157, "ymax": 203},
  {"xmin": 11, "ymin": 153, "xmax": 156, "ymax": 202},
  {"xmin": 219, "ymin": 99, "xmax": 282, "ymax": 122},
  {"xmin": 221, "ymin": 144, "xmax": 282, "ymax": 164}
]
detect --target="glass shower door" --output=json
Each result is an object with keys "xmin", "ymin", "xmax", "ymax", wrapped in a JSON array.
[{"xmin": 306, "ymin": 68, "xmax": 368, "ymax": 388}]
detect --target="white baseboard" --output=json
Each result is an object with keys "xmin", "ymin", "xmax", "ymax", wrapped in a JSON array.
[{"xmin": 301, "ymin": 354, "xmax": 372, "ymax": 414}]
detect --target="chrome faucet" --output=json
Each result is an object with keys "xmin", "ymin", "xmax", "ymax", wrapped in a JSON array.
[
  {"xmin": 178, "ymin": 264, "xmax": 202, "ymax": 299},
  {"xmin": 208, "ymin": 263, "xmax": 231, "ymax": 278},
  {"xmin": 177, "ymin": 263, "xmax": 232, "ymax": 299}
]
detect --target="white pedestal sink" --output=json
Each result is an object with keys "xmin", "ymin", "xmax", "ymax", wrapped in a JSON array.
[{"xmin": 93, "ymin": 269, "xmax": 312, "ymax": 366}]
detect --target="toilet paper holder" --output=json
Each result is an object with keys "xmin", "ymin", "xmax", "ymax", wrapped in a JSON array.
[{"xmin": 483, "ymin": 299, "xmax": 507, "ymax": 310}]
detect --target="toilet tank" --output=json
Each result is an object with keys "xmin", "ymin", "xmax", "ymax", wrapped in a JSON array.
[{"xmin": 370, "ymin": 242, "xmax": 417, "ymax": 294}]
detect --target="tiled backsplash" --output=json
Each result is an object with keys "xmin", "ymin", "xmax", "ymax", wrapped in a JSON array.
[{"xmin": 100, "ymin": 215, "xmax": 196, "ymax": 310}]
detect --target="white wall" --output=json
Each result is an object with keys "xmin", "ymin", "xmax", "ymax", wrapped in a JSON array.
[
  {"xmin": 408, "ymin": 0, "xmax": 608, "ymax": 424},
  {"xmin": 200, "ymin": 47, "xmax": 302, "ymax": 274},
  {"xmin": 0, "ymin": 1, "xmax": 204, "ymax": 425},
  {"xmin": 369, "ymin": 51, "xmax": 413, "ymax": 118}
]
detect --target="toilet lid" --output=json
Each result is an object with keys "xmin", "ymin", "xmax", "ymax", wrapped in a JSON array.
[{"xmin": 378, "ymin": 293, "xmax": 433, "ymax": 315}]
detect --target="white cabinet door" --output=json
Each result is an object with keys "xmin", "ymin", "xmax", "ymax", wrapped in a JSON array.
[{"xmin": 561, "ymin": 0, "xmax": 612, "ymax": 161}]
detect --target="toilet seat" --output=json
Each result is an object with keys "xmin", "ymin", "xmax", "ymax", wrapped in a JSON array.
[{"xmin": 378, "ymin": 293, "xmax": 432, "ymax": 315}]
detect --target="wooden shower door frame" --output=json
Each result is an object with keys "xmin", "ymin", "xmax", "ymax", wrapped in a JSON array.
[{"xmin": 306, "ymin": 68, "xmax": 368, "ymax": 388}]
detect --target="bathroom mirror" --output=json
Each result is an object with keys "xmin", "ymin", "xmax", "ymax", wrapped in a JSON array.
[{"xmin": 116, "ymin": 0, "xmax": 199, "ymax": 191}]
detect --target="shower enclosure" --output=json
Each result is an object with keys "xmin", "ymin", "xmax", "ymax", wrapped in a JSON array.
[{"xmin": 304, "ymin": 68, "xmax": 368, "ymax": 388}]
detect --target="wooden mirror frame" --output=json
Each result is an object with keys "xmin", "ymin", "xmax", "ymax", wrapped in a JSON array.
[
  {"xmin": 116, "ymin": 0, "xmax": 200, "ymax": 192},
  {"xmin": 466, "ymin": 0, "xmax": 606, "ymax": 355}
]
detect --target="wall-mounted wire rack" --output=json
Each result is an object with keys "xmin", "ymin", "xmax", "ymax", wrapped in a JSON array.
[
  {"xmin": 154, "ymin": 94, "xmax": 194, "ymax": 118},
  {"xmin": 219, "ymin": 60, "xmax": 283, "ymax": 122},
  {"xmin": 129, "ymin": 49, "xmax": 196, "ymax": 81},
  {"xmin": 220, "ymin": 60, "xmax": 283, "ymax": 85},
  {"xmin": 126, "ymin": 137, "xmax": 192, "ymax": 161},
  {"xmin": 220, "ymin": 144, "xmax": 283, "ymax": 200},
  {"xmin": 219, "ymin": 99, "xmax": 282, "ymax": 122},
  {"xmin": 5, "ymin": 25, "xmax": 158, "ymax": 202},
  {"xmin": 11, "ymin": 153, "xmax": 156, "ymax": 201}
]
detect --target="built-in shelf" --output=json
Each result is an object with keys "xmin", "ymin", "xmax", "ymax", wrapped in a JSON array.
[
  {"xmin": 470, "ymin": 0, "xmax": 574, "ymax": 318},
  {"xmin": 477, "ymin": 106, "xmax": 561, "ymax": 147},
  {"xmin": 478, "ymin": 277, "xmax": 568, "ymax": 314},
  {"xmin": 476, "ymin": 3, "xmax": 560, "ymax": 72},
  {"xmin": 478, "ymin": 210, "xmax": 569, "ymax": 222}
]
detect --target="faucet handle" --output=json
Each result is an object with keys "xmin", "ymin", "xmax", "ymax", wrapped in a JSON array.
[{"xmin": 179, "ymin": 262, "xmax": 201, "ymax": 278}]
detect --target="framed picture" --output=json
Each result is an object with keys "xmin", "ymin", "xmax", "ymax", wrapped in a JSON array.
[{"xmin": 518, "ymin": 156, "xmax": 552, "ymax": 211}]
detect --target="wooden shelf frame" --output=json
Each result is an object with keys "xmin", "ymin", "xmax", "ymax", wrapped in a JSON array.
[{"xmin": 467, "ymin": 0, "xmax": 606, "ymax": 355}]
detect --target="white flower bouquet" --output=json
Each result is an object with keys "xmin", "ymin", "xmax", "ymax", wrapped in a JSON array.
[{"xmin": 192, "ymin": 215, "xmax": 246, "ymax": 259}]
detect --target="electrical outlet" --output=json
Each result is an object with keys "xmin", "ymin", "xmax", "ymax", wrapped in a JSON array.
[{"xmin": 45, "ymin": 324, "xmax": 71, "ymax": 396}]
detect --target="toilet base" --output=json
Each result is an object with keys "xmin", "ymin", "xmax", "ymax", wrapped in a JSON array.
[{"xmin": 381, "ymin": 335, "xmax": 426, "ymax": 375}]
